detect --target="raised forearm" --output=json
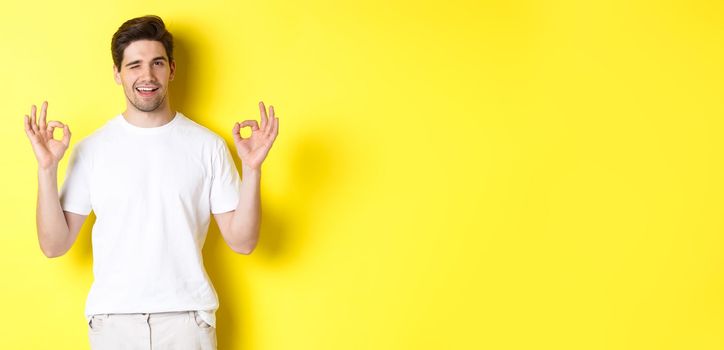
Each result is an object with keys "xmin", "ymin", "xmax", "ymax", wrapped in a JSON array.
[
  {"xmin": 228, "ymin": 165, "xmax": 262, "ymax": 254},
  {"xmin": 36, "ymin": 167, "xmax": 71, "ymax": 257}
]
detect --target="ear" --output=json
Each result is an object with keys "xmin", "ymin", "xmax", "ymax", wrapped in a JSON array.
[
  {"xmin": 113, "ymin": 65, "xmax": 121, "ymax": 85},
  {"xmin": 169, "ymin": 60, "xmax": 176, "ymax": 81}
]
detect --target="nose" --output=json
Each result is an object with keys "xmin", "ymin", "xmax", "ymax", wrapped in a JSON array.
[{"xmin": 139, "ymin": 64, "xmax": 156, "ymax": 81}]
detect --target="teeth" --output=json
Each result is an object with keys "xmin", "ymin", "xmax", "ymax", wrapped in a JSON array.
[{"xmin": 137, "ymin": 87, "xmax": 157, "ymax": 92}]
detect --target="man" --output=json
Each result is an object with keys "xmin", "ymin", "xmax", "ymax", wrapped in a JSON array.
[{"xmin": 23, "ymin": 15, "xmax": 279, "ymax": 349}]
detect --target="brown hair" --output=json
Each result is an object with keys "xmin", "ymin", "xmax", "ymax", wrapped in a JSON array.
[{"xmin": 111, "ymin": 15, "xmax": 174, "ymax": 72}]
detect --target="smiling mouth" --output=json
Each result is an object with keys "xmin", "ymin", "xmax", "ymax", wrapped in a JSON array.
[{"xmin": 135, "ymin": 86, "xmax": 160, "ymax": 96}]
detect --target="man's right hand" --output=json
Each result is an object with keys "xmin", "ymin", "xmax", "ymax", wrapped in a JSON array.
[{"xmin": 23, "ymin": 101, "xmax": 71, "ymax": 170}]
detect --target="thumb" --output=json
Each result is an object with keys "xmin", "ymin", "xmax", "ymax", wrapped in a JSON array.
[
  {"xmin": 232, "ymin": 122, "xmax": 242, "ymax": 143},
  {"xmin": 61, "ymin": 124, "xmax": 71, "ymax": 148}
]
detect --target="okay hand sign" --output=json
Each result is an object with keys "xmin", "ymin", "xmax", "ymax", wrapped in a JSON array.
[
  {"xmin": 23, "ymin": 101, "xmax": 71, "ymax": 170},
  {"xmin": 232, "ymin": 101, "xmax": 279, "ymax": 171}
]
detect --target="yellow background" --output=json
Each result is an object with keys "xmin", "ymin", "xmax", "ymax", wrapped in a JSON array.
[{"xmin": 2, "ymin": 0, "xmax": 724, "ymax": 349}]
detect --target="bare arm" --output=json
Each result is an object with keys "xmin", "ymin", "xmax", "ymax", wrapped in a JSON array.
[
  {"xmin": 215, "ymin": 101, "xmax": 279, "ymax": 255},
  {"xmin": 25, "ymin": 101, "xmax": 87, "ymax": 258},
  {"xmin": 36, "ymin": 167, "xmax": 87, "ymax": 258},
  {"xmin": 214, "ymin": 166, "xmax": 261, "ymax": 254}
]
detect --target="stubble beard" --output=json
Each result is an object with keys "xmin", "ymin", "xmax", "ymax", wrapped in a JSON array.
[{"xmin": 125, "ymin": 86, "xmax": 167, "ymax": 112}]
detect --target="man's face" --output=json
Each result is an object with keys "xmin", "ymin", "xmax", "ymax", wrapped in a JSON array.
[{"xmin": 114, "ymin": 40, "xmax": 175, "ymax": 112}]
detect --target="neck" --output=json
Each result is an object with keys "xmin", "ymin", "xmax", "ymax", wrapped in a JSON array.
[{"xmin": 122, "ymin": 100, "xmax": 175, "ymax": 128}]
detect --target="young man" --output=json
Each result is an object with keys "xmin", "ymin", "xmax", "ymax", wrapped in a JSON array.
[{"xmin": 23, "ymin": 15, "xmax": 278, "ymax": 349}]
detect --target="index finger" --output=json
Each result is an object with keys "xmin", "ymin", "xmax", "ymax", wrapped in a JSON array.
[{"xmin": 47, "ymin": 120, "xmax": 65, "ymax": 132}]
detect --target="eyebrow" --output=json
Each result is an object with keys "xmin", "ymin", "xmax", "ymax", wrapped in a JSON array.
[{"xmin": 124, "ymin": 56, "xmax": 168, "ymax": 67}]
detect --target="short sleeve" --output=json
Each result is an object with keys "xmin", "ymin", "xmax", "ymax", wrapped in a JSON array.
[
  {"xmin": 59, "ymin": 143, "xmax": 92, "ymax": 215},
  {"xmin": 210, "ymin": 139, "xmax": 242, "ymax": 214}
]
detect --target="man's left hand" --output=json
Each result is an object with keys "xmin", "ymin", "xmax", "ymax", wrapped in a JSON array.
[{"xmin": 232, "ymin": 101, "xmax": 279, "ymax": 171}]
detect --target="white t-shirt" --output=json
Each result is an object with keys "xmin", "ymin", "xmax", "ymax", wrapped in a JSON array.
[{"xmin": 59, "ymin": 111, "xmax": 242, "ymax": 328}]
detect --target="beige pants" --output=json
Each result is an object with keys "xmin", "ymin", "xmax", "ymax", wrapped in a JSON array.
[{"xmin": 87, "ymin": 311, "xmax": 217, "ymax": 350}]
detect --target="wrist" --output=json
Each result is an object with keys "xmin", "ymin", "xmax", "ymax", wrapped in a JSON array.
[
  {"xmin": 38, "ymin": 165, "xmax": 58, "ymax": 176},
  {"xmin": 241, "ymin": 165, "xmax": 261, "ymax": 178}
]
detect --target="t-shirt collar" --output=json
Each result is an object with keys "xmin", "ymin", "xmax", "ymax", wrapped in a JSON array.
[{"xmin": 117, "ymin": 112, "xmax": 182, "ymax": 134}]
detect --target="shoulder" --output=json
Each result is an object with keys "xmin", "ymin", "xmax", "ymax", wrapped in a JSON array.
[
  {"xmin": 174, "ymin": 112, "xmax": 229, "ymax": 149},
  {"xmin": 68, "ymin": 116, "xmax": 118, "ymax": 157}
]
